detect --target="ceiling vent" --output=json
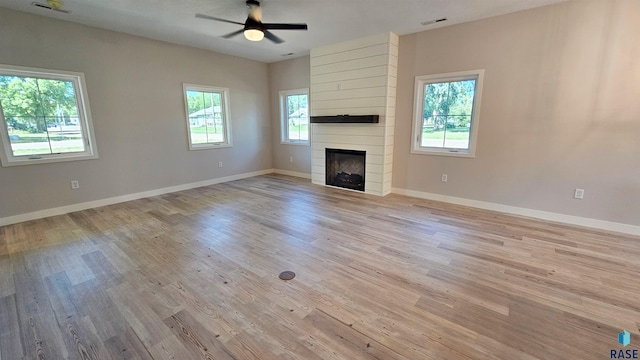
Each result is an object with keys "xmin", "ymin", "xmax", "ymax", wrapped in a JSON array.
[
  {"xmin": 421, "ymin": 18, "xmax": 447, "ymax": 26},
  {"xmin": 31, "ymin": 2, "xmax": 71, "ymax": 14}
]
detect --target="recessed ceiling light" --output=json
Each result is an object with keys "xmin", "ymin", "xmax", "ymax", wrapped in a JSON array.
[{"xmin": 421, "ymin": 18, "xmax": 447, "ymax": 26}]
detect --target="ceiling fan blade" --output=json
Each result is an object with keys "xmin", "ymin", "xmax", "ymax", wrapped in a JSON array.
[
  {"xmin": 263, "ymin": 30, "xmax": 284, "ymax": 44},
  {"xmin": 262, "ymin": 23, "xmax": 308, "ymax": 31},
  {"xmin": 221, "ymin": 29, "xmax": 245, "ymax": 39},
  {"xmin": 195, "ymin": 13, "xmax": 245, "ymax": 26}
]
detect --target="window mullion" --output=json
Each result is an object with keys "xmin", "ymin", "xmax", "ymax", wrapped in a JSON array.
[
  {"xmin": 74, "ymin": 81, "xmax": 88, "ymax": 153},
  {"xmin": 34, "ymin": 79, "xmax": 54, "ymax": 155},
  {"xmin": 442, "ymin": 82, "xmax": 453, "ymax": 149},
  {"xmin": 285, "ymin": 96, "xmax": 291, "ymax": 141}
]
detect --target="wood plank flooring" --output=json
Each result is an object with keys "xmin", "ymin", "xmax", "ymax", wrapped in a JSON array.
[{"xmin": 1, "ymin": 174, "xmax": 639, "ymax": 359}]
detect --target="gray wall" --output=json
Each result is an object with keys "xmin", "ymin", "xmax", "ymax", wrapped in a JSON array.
[
  {"xmin": 2, "ymin": 0, "xmax": 639, "ymax": 228},
  {"xmin": 393, "ymin": 0, "xmax": 640, "ymax": 226},
  {"xmin": 268, "ymin": 56, "xmax": 312, "ymax": 174},
  {"xmin": 0, "ymin": 8, "xmax": 272, "ymax": 219}
]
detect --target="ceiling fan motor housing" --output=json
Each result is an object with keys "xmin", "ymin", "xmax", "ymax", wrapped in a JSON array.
[{"xmin": 244, "ymin": 16, "xmax": 262, "ymax": 31}]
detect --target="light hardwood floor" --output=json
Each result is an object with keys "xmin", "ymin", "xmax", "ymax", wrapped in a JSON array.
[{"xmin": 1, "ymin": 174, "xmax": 639, "ymax": 359}]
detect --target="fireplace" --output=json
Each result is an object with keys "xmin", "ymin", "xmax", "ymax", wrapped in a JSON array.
[{"xmin": 325, "ymin": 148, "xmax": 366, "ymax": 191}]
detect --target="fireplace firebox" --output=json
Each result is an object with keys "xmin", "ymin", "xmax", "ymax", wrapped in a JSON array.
[{"xmin": 325, "ymin": 148, "xmax": 366, "ymax": 192}]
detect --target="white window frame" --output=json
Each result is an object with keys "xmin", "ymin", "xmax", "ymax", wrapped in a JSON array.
[
  {"xmin": 0, "ymin": 64, "xmax": 98, "ymax": 167},
  {"xmin": 182, "ymin": 84, "xmax": 232, "ymax": 150},
  {"xmin": 280, "ymin": 88, "xmax": 310, "ymax": 145},
  {"xmin": 411, "ymin": 69, "xmax": 484, "ymax": 158}
]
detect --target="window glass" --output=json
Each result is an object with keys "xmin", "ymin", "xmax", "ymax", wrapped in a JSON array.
[
  {"xmin": 412, "ymin": 70, "xmax": 484, "ymax": 157},
  {"xmin": 184, "ymin": 85, "xmax": 231, "ymax": 149},
  {"xmin": 0, "ymin": 65, "xmax": 97, "ymax": 166},
  {"xmin": 280, "ymin": 89, "xmax": 309, "ymax": 144}
]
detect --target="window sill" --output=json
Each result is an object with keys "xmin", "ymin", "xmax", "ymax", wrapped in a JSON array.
[
  {"xmin": 280, "ymin": 141, "xmax": 310, "ymax": 146},
  {"xmin": 410, "ymin": 148, "xmax": 476, "ymax": 158},
  {"xmin": 188, "ymin": 143, "xmax": 232, "ymax": 151},
  {"xmin": 0, "ymin": 153, "xmax": 99, "ymax": 167}
]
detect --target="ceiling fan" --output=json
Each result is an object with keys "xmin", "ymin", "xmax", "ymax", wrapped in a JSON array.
[{"xmin": 195, "ymin": 0, "xmax": 308, "ymax": 44}]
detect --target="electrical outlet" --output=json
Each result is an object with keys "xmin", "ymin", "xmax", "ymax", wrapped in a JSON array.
[
  {"xmin": 441, "ymin": 174, "xmax": 448, "ymax": 182},
  {"xmin": 574, "ymin": 188, "xmax": 584, "ymax": 199},
  {"xmin": 218, "ymin": 161, "xmax": 223, "ymax": 168},
  {"xmin": 71, "ymin": 180, "xmax": 79, "ymax": 189},
  {"xmin": 289, "ymin": 156, "xmax": 293, "ymax": 163}
]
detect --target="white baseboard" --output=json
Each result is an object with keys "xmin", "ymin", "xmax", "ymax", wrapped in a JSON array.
[
  {"xmin": 0, "ymin": 169, "xmax": 275, "ymax": 227},
  {"xmin": 272, "ymin": 169, "xmax": 312, "ymax": 179},
  {"xmin": 4, "ymin": 172, "xmax": 637, "ymax": 237},
  {"xmin": 391, "ymin": 187, "xmax": 640, "ymax": 236}
]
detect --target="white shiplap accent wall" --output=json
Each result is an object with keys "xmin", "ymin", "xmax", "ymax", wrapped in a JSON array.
[
  {"xmin": 383, "ymin": 34, "xmax": 398, "ymax": 195},
  {"xmin": 310, "ymin": 32, "xmax": 398, "ymax": 196}
]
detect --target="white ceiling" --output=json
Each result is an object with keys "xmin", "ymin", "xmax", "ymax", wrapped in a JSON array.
[{"xmin": 0, "ymin": 0, "xmax": 566, "ymax": 63}]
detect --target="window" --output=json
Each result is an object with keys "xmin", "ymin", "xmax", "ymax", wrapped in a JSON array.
[
  {"xmin": 280, "ymin": 89, "xmax": 309, "ymax": 144},
  {"xmin": 412, "ymin": 69, "xmax": 484, "ymax": 157},
  {"xmin": 183, "ymin": 84, "xmax": 231, "ymax": 150},
  {"xmin": 0, "ymin": 64, "xmax": 98, "ymax": 166}
]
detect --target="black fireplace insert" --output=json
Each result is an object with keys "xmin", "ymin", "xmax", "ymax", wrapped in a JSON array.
[{"xmin": 325, "ymin": 148, "xmax": 366, "ymax": 192}]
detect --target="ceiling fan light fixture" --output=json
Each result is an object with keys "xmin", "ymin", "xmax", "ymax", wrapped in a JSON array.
[
  {"xmin": 244, "ymin": 28, "xmax": 264, "ymax": 41},
  {"xmin": 46, "ymin": 0, "xmax": 63, "ymax": 10}
]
